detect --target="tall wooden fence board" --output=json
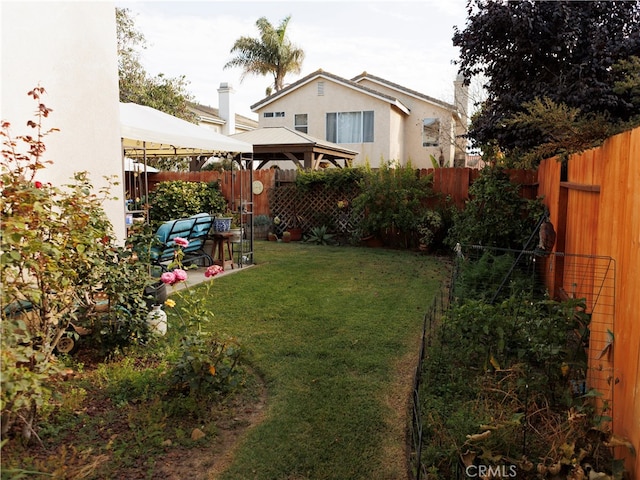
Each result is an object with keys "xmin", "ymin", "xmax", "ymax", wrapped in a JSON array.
[{"xmin": 538, "ymin": 126, "xmax": 640, "ymax": 478}]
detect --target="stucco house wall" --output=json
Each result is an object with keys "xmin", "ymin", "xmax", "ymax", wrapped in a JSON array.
[
  {"xmin": 1, "ymin": 2, "xmax": 125, "ymax": 241},
  {"xmin": 354, "ymin": 76, "xmax": 462, "ymax": 167}
]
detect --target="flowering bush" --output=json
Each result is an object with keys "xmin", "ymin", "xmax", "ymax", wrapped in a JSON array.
[
  {"xmin": 159, "ymin": 241, "xmax": 244, "ymax": 398},
  {"xmin": 1, "ymin": 87, "xmax": 150, "ymax": 442}
]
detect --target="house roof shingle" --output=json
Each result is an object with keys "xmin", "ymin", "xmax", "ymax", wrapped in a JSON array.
[
  {"xmin": 249, "ymin": 69, "xmax": 410, "ymax": 115},
  {"xmin": 187, "ymin": 102, "xmax": 258, "ymax": 129},
  {"xmin": 351, "ymin": 72, "xmax": 456, "ymax": 111},
  {"xmin": 231, "ymin": 126, "xmax": 357, "ymax": 156}
]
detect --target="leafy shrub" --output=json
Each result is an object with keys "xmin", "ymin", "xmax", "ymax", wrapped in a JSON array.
[
  {"xmin": 351, "ymin": 162, "xmax": 434, "ymax": 247},
  {"xmin": 160, "ymin": 244, "xmax": 246, "ymax": 399},
  {"xmin": 295, "ymin": 166, "xmax": 367, "ymax": 192},
  {"xmin": 149, "ymin": 180, "xmax": 226, "ymax": 225},
  {"xmin": 445, "ymin": 166, "xmax": 544, "ymax": 249},
  {"xmin": 304, "ymin": 225, "xmax": 335, "ymax": 245},
  {"xmin": 0, "ymin": 87, "xmax": 151, "ymax": 442}
]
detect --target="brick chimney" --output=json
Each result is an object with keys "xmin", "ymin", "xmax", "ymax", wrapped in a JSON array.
[{"xmin": 217, "ymin": 82, "xmax": 236, "ymax": 135}]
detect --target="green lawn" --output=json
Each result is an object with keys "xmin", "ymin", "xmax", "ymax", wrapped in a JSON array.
[
  {"xmin": 1, "ymin": 241, "xmax": 448, "ymax": 480},
  {"xmin": 197, "ymin": 241, "xmax": 449, "ymax": 479}
]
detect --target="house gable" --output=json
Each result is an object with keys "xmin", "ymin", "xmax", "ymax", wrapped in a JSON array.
[
  {"xmin": 352, "ymin": 72, "xmax": 456, "ymax": 113},
  {"xmin": 251, "ymin": 69, "xmax": 410, "ymax": 115}
]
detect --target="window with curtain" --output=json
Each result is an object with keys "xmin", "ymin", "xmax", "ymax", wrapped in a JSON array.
[
  {"xmin": 422, "ymin": 118, "xmax": 440, "ymax": 146},
  {"xmin": 294, "ymin": 114, "xmax": 308, "ymax": 133},
  {"xmin": 326, "ymin": 111, "xmax": 374, "ymax": 143}
]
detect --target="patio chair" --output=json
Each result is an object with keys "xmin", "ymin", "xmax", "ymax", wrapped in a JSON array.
[{"xmin": 150, "ymin": 213, "xmax": 214, "ymax": 270}]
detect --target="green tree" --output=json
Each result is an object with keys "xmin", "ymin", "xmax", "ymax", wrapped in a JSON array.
[
  {"xmin": 224, "ymin": 15, "xmax": 305, "ymax": 95},
  {"xmin": 116, "ymin": 7, "xmax": 196, "ymax": 122},
  {"xmin": 453, "ymin": 1, "xmax": 640, "ymax": 163}
]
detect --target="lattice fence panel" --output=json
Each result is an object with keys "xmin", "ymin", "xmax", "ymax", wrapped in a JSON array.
[{"xmin": 268, "ymin": 183, "xmax": 363, "ymax": 238}]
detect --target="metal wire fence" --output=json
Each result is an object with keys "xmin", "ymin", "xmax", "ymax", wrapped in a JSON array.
[{"xmin": 409, "ymin": 246, "xmax": 615, "ymax": 480}]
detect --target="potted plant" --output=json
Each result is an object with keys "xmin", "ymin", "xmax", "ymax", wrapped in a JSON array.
[
  {"xmin": 287, "ymin": 204, "xmax": 304, "ymax": 241},
  {"xmin": 229, "ymin": 211, "xmax": 243, "ymax": 243},
  {"xmin": 213, "ymin": 210, "xmax": 233, "ymax": 232},
  {"xmin": 253, "ymin": 214, "xmax": 272, "ymax": 240},
  {"xmin": 282, "ymin": 231, "xmax": 292, "ymax": 243}
]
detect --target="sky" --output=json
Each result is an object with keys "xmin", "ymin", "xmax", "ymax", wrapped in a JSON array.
[{"xmin": 116, "ymin": 0, "xmax": 470, "ymax": 120}]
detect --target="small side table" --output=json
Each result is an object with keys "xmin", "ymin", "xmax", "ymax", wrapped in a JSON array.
[{"xmin": 210, "ymin": 232, "xmax": 235, "ymax": 270}]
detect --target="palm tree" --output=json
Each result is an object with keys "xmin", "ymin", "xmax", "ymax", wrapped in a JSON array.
[{"xmin": 224, "ymin": 16, "xmax": 305, "ymax": 95}]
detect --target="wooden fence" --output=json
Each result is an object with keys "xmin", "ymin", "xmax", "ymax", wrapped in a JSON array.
[
  {"xmin": 149, "ymin": 169, "xmax": 276, "ymax": 218},
  {"xmin": 149, "ymin": 167, "xmax": 538, "ymax": 214},
  {"xmin": 537, "ymin": 127, "xmax": 640, "ymax": 478}
]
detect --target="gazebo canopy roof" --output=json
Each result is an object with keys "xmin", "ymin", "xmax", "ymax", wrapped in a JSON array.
[
  {"xmin": 120, "ymin": 102, "xmax": 253, "ymax": 158},
  {"xmin": 231, "ymin": 127, "xmax": 357, "ymax": 169}
]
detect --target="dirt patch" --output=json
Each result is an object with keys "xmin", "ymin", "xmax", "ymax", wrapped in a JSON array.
[
  {"xmin": 378, "ymin": 335, "xmax": 422, "ymax": 480},
  {"xmin": 153, "ymin": 375, "xmax": 268, "ymax": 480}
]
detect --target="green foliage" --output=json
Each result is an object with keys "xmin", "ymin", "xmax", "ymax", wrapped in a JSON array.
[
  {"xmin": 351, "ymin": 162, "xmax": 434, "ymax": 247},
  {"xmin": 116, "ymin": 7, "xmax": 196, "ymax": 123},
  {"xmin": 169, "ymin": 331, "xmax": 244, "ymax": 398},
  {"xmin": 253, "ymin": 214, "xmax": 272, "ymax": 226},
  {"xmin": 504, "ymin": 97, "xmax": 614, "ymax": 167},
  {"xmin": 445, "ymin": 166, "xmax": 544, "ymax": 249},
  {"xmin": 418, "ymin": 249, "xmax": 617, "ymax": 479},
  {"xmin": 0, "ymin": 87, "xmax": 151, "ymax": 441},
  {"xmin": 162, "ymin": 246, "xmax": 246, "ymax": 399},
  {"xmin": 304, "ymin": 225, "xmax": 335, "ymax": 245},
  {"xmin": 417, "ymin": 210, "xmax": 443, "ymax": 247},
  {"xmin": 148, "ymin": 180, "xmax": 226, "ymax": 224},
  {"xmin": 453, "ymin": 1, "xmax": 640, "ymax": 158},
  {"xmin": 452, "ymin": 251, "xmax": 535, "ymax": 303},
  {"xmin": 295, "ymin": 167, "xmax": 367, "ymax": 192}
]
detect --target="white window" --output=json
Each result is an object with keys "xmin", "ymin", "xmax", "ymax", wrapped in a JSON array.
[
  {"xmin": 318, "ymin": 81, "xmax": 324, "ymax": 96},
  {"xmin": 422, "ymin": 118, "xmax": 440, "ymax": 147},
  {"xmin": 263, "ymin": 111, "xmax": 285, "ymax": 118},
  {"xmin": 294, "ymin": 114, "xmax": 308, "ymax": 133},
  {"xmin": 326, "ymin": 111, "xmax": 374, "ymax": 143}
]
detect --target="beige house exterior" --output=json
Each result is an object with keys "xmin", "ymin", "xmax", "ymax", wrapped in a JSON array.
[
  {"xmin": 1, "ymin": 1, "xmax": 125, "ymax": 241},
  {"xmin": 250, "ymin": 70, "xmax": 468, "ymax": 169}
]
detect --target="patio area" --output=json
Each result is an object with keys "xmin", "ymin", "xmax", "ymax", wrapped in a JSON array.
[{"xmin": 173, "ymin": 261, "xmax": 255, "ymax": 291}]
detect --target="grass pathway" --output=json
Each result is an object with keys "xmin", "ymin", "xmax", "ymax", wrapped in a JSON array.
[{"xmin": 191, "ymin": 242, "xmax": 449, "ymax": 480}]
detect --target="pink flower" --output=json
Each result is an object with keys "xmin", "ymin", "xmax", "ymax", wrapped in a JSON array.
[
  {"xmin": 173, "ymin": 269, "xmax": 188, "ymax": 282},
  {"xmin": 160, "ymin": 271, "xmax": 176, "ymax": 285},
  {"xmin": 173, "ymin": 237, "xmax": 189, "ymax": 248},
  {"xmin": 204, "ymin": 265, "xmax": 224, "ymax": 278}
]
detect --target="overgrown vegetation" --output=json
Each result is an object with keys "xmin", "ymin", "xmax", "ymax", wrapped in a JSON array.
[
  {"xmin": 445, "ymin": 166, "xmax": 544, "ymax": 250},
  {"xmin": 351, "ymin": 162, "xmax": 436, "ymax": 248},
  {"xmin": 418, "ymin": 250, "xmax": 627, "ymax": 479}
]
